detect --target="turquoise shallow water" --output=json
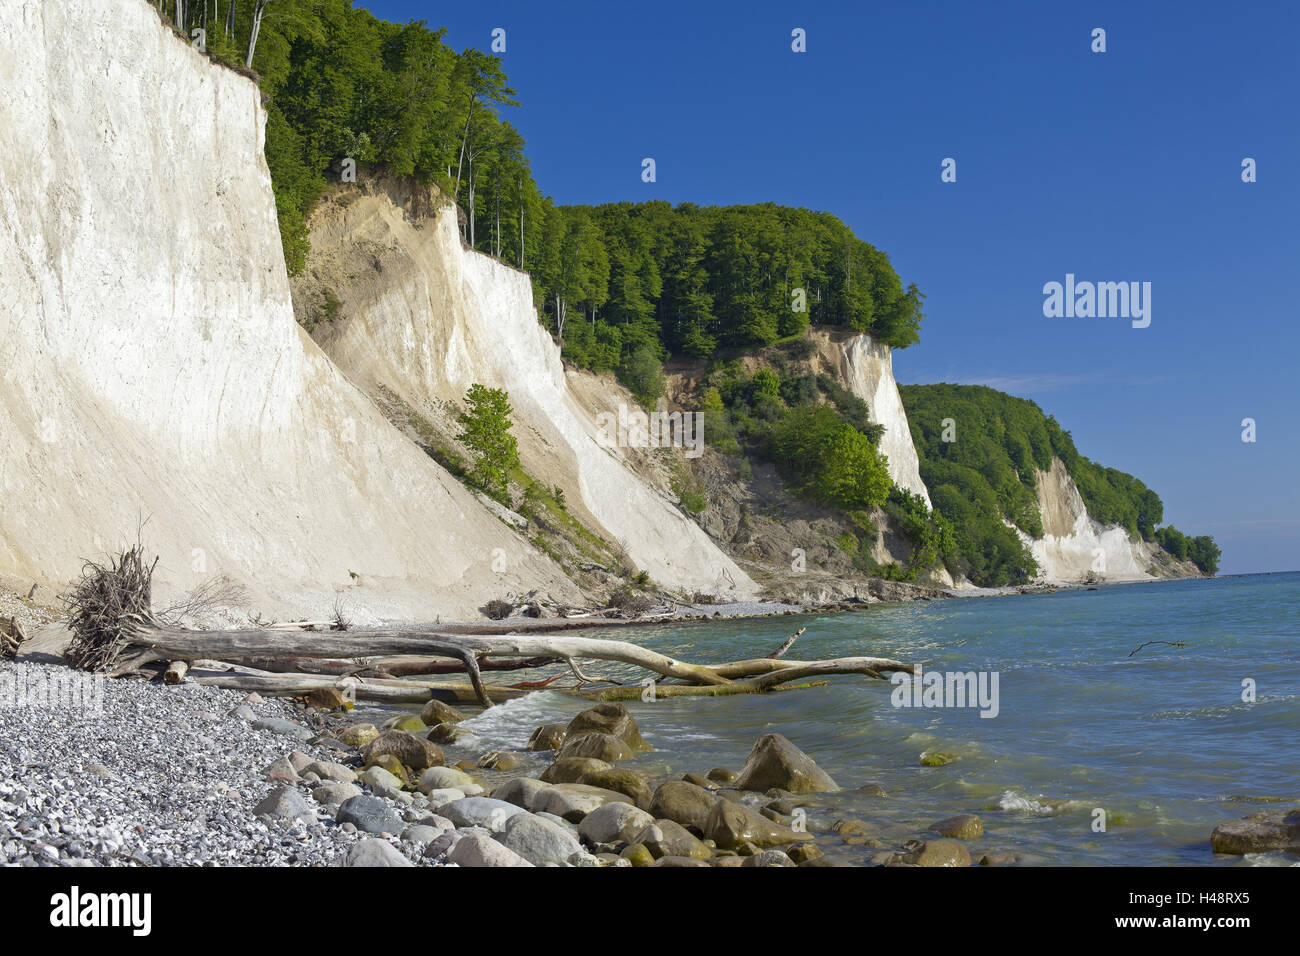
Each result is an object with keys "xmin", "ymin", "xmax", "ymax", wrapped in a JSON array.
[{"xmin": 430, "ymin": 573, "xmax": 1300, "ymax": 865}]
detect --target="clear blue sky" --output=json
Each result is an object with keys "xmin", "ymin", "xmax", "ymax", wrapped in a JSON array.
[{"xmin": 362, "ymin": 0, "xmax": 1299, "ymax": 574}]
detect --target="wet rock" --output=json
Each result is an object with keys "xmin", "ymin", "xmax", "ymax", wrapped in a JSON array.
[
  {"xmin": 1210, "ymin": 808, "xmax": 1300, "ymax": 854},
  {"xmin": 564, "ymin": 703, "xmax": 650, "ymax": 752},
  {"xmin": 384, "ymin": 715, "xmax": 427, "ymax": 733},
  {"xmin": 930, "ymin": 814, "xmax": 983, "ymax": 840},
  {"xmin": 733, "ymin": 733, "xmax": 837, "ymax": 794},
  {"xmin": 634, "ymin": 821, "xmax": 711, "ymax": 860},
  {"xmin": 420, "ymin": 699, "xmax": 467, "ymax": 726},
  {"xmin": 527, "ymin": 724, "xmax": 567, "ymax": 751},
  {"xmin": 743, "ymin": 849, "xmax": 796, "ymax": 867},
  {"xmin": 540, "ymin": 757, "xmax": 611, "ymax": 784},
  {"xmin": 426, "ymin": 723, "xmax": 461, "ymax": 745},
  {"xmin": 654, "ymin": 855, "xmax": 710, "ymax": 867},
  {"xmin": 579, "ymin": 767, "xmax": 653, "ymax": 810},
  {"xmin": 903, "ymin": 839, "xmax": 971, "ymax": 867},
  {"xmin": 364, "ymin": 730, "xmax": 443, "ymax": 772},
  {"xmin": 620, "ymin": 842, "xmax": 655, "ymax": 867},
  {"xmin": 856, "ymin": 783, "xmax": 888, "ymax": 797},
  {"xmin": 477, "ymin": 750, "xmax": 519, "ymax": 771},
  {"xmin": 704, "ymin": 799, "xmax": 810, "ymax": 850},
  {"xmin": 707, "ymin": 767, "xmax": 738, "ymax": 784},
  {"xmin": 648, "ymin": 780, "xmax": 718, "ymax": 832},
  {"xmin": 979, "ymin": 852, "xmax": 1019, "ymax": 866},
  {"xmin": 556, "ymin": 732, "xmax": 635, "ymax": 763},
  {"xmin": 788, "ymin": 843, "xmax": 823, "ymax": 864}
]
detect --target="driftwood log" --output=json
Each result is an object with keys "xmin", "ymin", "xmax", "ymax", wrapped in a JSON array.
[{"xmin": 105, "ymin": 625, "xmax": 911, "ymax": 708}]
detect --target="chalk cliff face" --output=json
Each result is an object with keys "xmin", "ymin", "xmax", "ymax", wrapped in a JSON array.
[
  {"xmin": 0, "ymin": 0, "xmax": 581, "ymax": 620},
  {"xmin": 301, "ymin": 187, "xmax": 758, "ymax": 599},
  {"xmin": 1018, "ymin": 458, "xmax": 1158, "ymax": 583},
  {"xmin": 835, "ymin": 335, "xmax": 932, "ymax": 508}
]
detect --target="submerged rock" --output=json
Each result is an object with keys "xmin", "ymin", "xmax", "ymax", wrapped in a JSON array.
[
  {"xmin": 930, "ymin": 813, "xmax": 984, "ymax": 840},
  {"xmin": 1210, "ymin": 808, "xmax": 1300, "ymax": 854}
]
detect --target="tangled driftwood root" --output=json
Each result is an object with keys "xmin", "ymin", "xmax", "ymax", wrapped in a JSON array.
[
  {"xmin": 62, "ymin": 545, "xmax": 159, "ymax": 672},
  {"xmin": 1, "ymin": 617, "xmax": 29, "ymax": 660}
]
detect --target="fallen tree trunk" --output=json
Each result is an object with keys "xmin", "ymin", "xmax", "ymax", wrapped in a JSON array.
[{"xmin": 226, "ymin": 654, "xmax": 563, "ymax": 678}]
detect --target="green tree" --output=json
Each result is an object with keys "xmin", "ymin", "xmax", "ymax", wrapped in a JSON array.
[{"xmin": 456, "ymin": 384, "xmax": 520, "ymax": 503}]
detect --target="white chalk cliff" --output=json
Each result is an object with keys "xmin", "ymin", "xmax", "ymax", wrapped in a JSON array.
[
  {"xmin": 1017, "ymin": 458, "xmax": 1160, "ymax": 583},
  {"xmin": 302, "ymin": 188, "xmax": 758, "ymax": 600},
  {"xmin": 835, "ymin": 335, "xmax": 932, "ymax": 507},
  {"xmin": 0, "ymin": 0, "xmax": 583, "ymax": 620}
]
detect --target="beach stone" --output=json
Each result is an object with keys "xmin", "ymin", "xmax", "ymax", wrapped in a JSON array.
[
  {"xmin": 384, "ymin": 714, "xmax": 427, "ymax": 733},
  {"xmin": 979, "ymin": 852, "xmax": 1019, "ymax": 866},
  {"xmin": 620, "ymin": 843, "xmax": 655, "ymax": 867},
  {"xmin": 931, "ymin": 814, "xmax": 983, "ymax": 840},
  {"xmin": 682, "ymin": 772, "xmax": 716, "ymax": 789},
  {"xmin": 364, "ymin": 730, "xmax": 444, "ymax": 771},
  {"xmin": 228, "ymin": 703, "xmax": 257, "ymax": 721},
  {"xmin": 341, "ymin": 839, "xmax": 413, "ymax": 867},
  {"xmin": 494, "ymin": 812, "xmax": 587, "ymax": 866},
  {"xmin": 401, "ymin": 825, "xmax": 444, "ymax": 847},
  {"xmin": 578, "ymin": 801, "xmax": 656, "ymax": 845},
  {"xmin": 423, "ymin": 830, "xmax": 462, "ymax": 861},
  {"xmin": 312, "ymin": 782, "xmax": 362, "ymax": 806},
  {"xmin": 788, "ymin": 843, "xmax": 823, "ymax": 864},
  {"xmin": 303, "ymin": 687, "xmax": 350, "ymax": 711},
  {"xmin": 336, "ymin": 723, "xmax": 380, "ymax": 747},
  {"xmin": 448, "ymin": 832, "xmax": 534, "ymax": 868},
  {"xmin": 426, "ymin": 722, "xmax": 461, "ymax": 744},
  {"xmin": 535, "ymin": 784, "xmax": 633, "ymax": 823},
  {"xmin": 564, "ymin": 702, "xmax": 650, "ymax": 752},
  {"xmin": 528, "ymin": 724, "xmax": 567, "ymax": 751},
  {"xmin": 253, "ymin": 786, "xmax": 315, "ymax": 826},
  {"xmin": 541, "ymin": 757, "xmax": 611, "ymax": 784},
  {"xmin": 358, "ymin": 765, "xmax": 405, "ymax": 791},
  {"xmin": 304, "ymin": 760, "xmax": 357, "ymax": 783},
  {"xmin": 366, "ymin": 753, "xmax": 410, "ymax": 782},
  {"xmin": 336, "ymin": 795, "xmax": 405, "ymax": 836},
  {"xmin": 733, "ymin": 733, "xmax": 836, "ymax": 794},
  {"xmin": 491, "ymin": 777, "xmax": 551, "ymax": 811},
  {"xmin": 743, "ymin": 849, "xmax": 796, "ymax": 867},
  {"xmin": 286, "ymin": 751, "xmax": 314, "ymax": 772},
  {"xmin": 921, "ymin": 752, "xmax": 958, "ymax": 767},
  {"xmin": 707, "ymin": 768, "xmax": 738, "ymax": 784},
  {"xmin": 478, "ymin": 750, "xmax": 520, "ymax": 771},
  {"xmin": 556, "ymin": 732, "xmax": 635, "ymax": 763},
  {"xmin": 420, "ymin": 699, "xmax": 468, "ymax": 726},
  {"xmin": 421, "ymin": 787, "xmax": 466, "ymax": 808},
  {"xmin": 262, "ymin": 756, "xmax": 300, "ymax": 783},
  {"xmin": 579, "ymin": 768, "xmax": 653, "ymax": 810},
  {"xmin": 634, "ymin": 820, "xmax": 711, "ymax": 860},
  {"xmin": 905, "ymin": 839, "xmax": 972, "ymax": 867},
  {"xmin": 704, "ymin": 800, "xmax": 810, "ymax": 850},
  {"xmin": 654, "ymin": 855, "xmax": 710, "ymax": 867},
  {"xmin": 440, "ymin": 797, "xmax": 526, "ymax": 832},
  {"xmin": 417, "ymin": 766, "xmax": 475, "ymax": 793},
  {"xmin": 856, "ymin": 783, "xmax": 888, "ymax": 797},
  {"xmin": 1210, "ymin": 809, "xmax": 1300, "ymax": 854},
  {"xmin": 833, "ymin": 818, "xmax": 873, "ymax": 836},
  {"xmin": 649, "ymin": 780, "xmax": 718, "ymax": 831},
  {"xmin": 251, "ymin": 717, "xmax": 312, "ymax": 740}
]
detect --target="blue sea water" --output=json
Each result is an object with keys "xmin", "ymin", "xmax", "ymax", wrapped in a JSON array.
[{"xmin": 436, "ymin": 573, "xmax": 1300, "ymax": 865}]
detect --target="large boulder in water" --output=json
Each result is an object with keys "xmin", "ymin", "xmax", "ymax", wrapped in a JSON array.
[
  {"xmin": 648, "ymin": 780, "xmax": 718, "ymax": 832},
  {"xmin": 733, "ymin": 733, "xmax": 837, "ymax": 794},
  {"xmin": 564, "ymin": 703, "xmax": 651, "ymax": 752},
  {"xmin": 1211, "ymin": 808, "xmax": 1300, "ymax": 854}
]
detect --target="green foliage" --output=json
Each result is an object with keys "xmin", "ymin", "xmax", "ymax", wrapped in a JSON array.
[
  {"xmin": 768, "ymin": 406, "xmax": 892, "ymax": 509},
  {"xmin": 532, "ymin": 201, "xmax": 924, "ymax": 376},
  {"xmin": 456, "ymin": 384, "xmax": 520, "ymax": 503},
  {"xmin": 1156, "ymin": 526, "xmax": 1220, "ymax": 574},
  {"xmin": 885, "ymin": 488, "xmax": 957, "ymax": 572},
  {"xmin": 618, "ymin": 344, "xmax": 665, "ymax": 407},
  {"xmin": 901, "ymin": 384, "xmax": 1216, "ymax": 584}
]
